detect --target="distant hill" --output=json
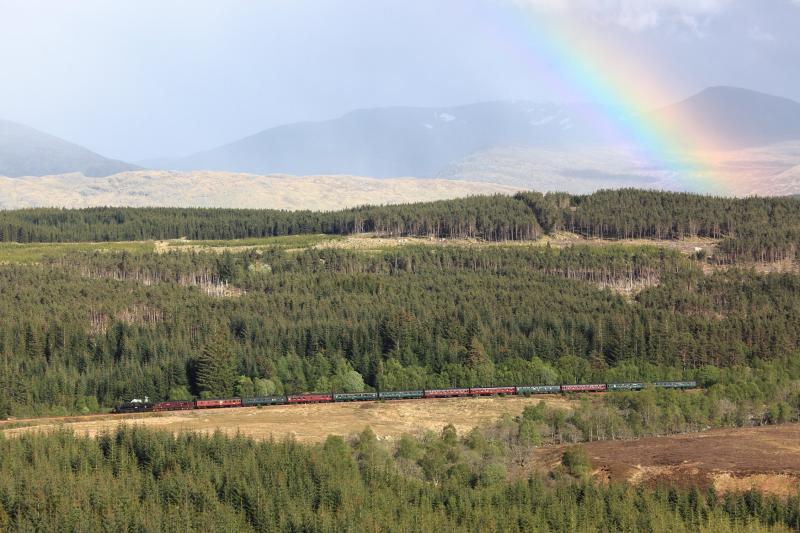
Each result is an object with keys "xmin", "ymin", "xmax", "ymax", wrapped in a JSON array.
[
  {"xmin": 169, "ymin": 87, "xmax": 800, "ymax": 179},
  {"xmin": 438, "ymin": 141, "xmax": 800, "ymax": 197},
  {"xmin": 652, "ymin": 86, "xmax": 800, "ymax": 149},
  {"xmin": 0, "ymin": 119, "xmax": 139, "ymax": 177},
  {"xmin": 170, "ymin": 101, "xmax": 616, "ymax": 177},
  {"xmin": 0, "ymin": 170, "xmax": 516, "ymax": 210}
]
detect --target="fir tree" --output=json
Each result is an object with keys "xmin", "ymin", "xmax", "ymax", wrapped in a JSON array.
[{"xmin": 195, "ymin": 331, "xmax": 237, "ymax": 397}]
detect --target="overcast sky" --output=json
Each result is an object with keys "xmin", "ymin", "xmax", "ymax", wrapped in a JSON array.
[{"xmin": 0, "ymin": 0, "xmax": 798, "ymax": 161}]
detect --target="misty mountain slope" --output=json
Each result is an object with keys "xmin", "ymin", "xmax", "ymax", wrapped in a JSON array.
[
  {"xmin": 0, "ymin": 119, "xmax": 139, "ymax": 177},
  {"xmin": 438, "ymin": 141, "xmax": 800, "ymax": 196},
  {"xmin": 437, "ymin": 145, "xmax": 669, "ymax": 193},
  {"xmin": 172, "ymin": 101, "xmax": 611, "ymax": 177},
  {"xmin": 171, "ymin": 87, "xmax": 800, "ymax": 179},
  {"xmin": 653, "ymin": 86, "xmax": 800, "ymax": 149}
]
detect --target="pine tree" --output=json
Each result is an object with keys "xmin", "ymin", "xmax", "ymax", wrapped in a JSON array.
[{"xmin": 196, "ymin": 331, "xmax": 237, "ymax": 397}]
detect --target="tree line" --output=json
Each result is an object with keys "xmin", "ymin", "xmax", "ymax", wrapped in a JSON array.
[
  {"xmin": 1, "ymin": 189, "xmax": 799, "ymax": 263},
  {"xmin": 0, "ymin": 194, "xmax": 543, "ymax": 243}
]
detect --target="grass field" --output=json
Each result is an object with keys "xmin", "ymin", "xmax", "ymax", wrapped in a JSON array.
[
  {"xmin": 0, "ymin": 240, "xmax": 155, "ymax": 263},
  {"xmin": 0, "ymin": 396, "xmax": 575, "ymax": 442},
  {"xmin": 0, "ymin": 235, "xmax": 340, "ymax": 263},
  {"xmin": 163, "ymin": 233, "xmax": 341, "ymax": 250},
  {"xmin": 0, "ymin": 232, "xmax": 723, "ymax": 264}
]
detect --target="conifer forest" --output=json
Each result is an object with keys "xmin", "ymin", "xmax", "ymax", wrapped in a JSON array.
[{"xmin": 1, "ymin": 190, "xmax": 800, "ymax": 531}]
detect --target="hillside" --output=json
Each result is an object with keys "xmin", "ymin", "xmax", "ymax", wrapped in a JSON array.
[
  {"xmin": 170, "ymin": 101, "xmax": 607, "ymax": 177},
  {"xmin": 1, "ymin": 191, "xmax": 799, "ymax": 530},
  {"xmin": 5, "ymin": 400, "xmax": 799, "ymax": 498},
  {"xmin": 0, "ymin": 119, "xmax": 139, "ymax": 177},
  {"xmin": 3, "ymin": 87, "xmax": 797, "ymax": 198},
  {"xmin": 438, "ymin": 141, "xmax": 800, "ymax": 196},
  {"xmin": 1, "ymin": 191, "xmax": 800, "ymax": 416},
  {"xmin": 539, "ymin": 424, "xmax": 800, "ymax": 497},
  {"xmin": 653, "ymin": 86, "xmax": 800, "ymax": 149},
  {"xmin": 0, "ymin": 171, "xmax": 516, "ymax": 210},
  {"xmin": 167, "ymin": 88, "xmax": 800, "ymax": 190}
]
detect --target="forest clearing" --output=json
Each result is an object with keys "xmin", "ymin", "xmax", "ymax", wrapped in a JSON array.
[
  {"xmin": 539, "ymin": 424, "xmax": 800, "ymax": 497},
  {"xmin": 0, "ymin": 231, "xmax": 719, "ymax": 264}
]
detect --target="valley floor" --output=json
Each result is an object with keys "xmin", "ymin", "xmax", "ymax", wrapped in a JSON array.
[
  {"xmin": 3, "ymin": 396, "xmax": 799, "ymax": 498},
  {"xmin": 0, "ymin": 396, "xmax": 573, "ymax": 442}
]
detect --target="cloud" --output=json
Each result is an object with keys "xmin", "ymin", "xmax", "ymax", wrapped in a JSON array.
[
  {"xmin": 512, "ymin": 0, "xmax": 730, "ymax": 32},
  {"xmin": 747, "ymin": 26, "xmax": 776, "ymax": 43}
]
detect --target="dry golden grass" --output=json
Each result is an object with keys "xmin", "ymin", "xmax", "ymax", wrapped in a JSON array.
[
  {"xmin": 1, "ymin": 396, "xmax": 573, "ymax": 443},
  {"xmin": 0, "ymin": 171, "xmax": 518, "ymax": 210}
]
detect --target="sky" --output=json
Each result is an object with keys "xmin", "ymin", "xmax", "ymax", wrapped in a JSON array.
[{"xmin": 0, "ymin": 0, "xmax": 798, "ymax": 162}]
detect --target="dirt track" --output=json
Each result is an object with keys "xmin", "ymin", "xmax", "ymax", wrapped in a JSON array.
[
  {"xmin": 537, "ymin": 424, "xmax": 800, "ymax": 496},
  {"xmin": 1, "ymin": 396, "xmax": 574, "ymax": 442}
]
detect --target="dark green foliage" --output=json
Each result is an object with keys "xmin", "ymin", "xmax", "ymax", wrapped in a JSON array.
[
  {"xmin": 195, "ymin": 331, "xmax": 237, "ymax": 398},
  {"xmin": 562, "ymin": 446, "xmax": 592, "ymax": 478},
  {"xmin": 0, "ymin": 194, "xmax": 542, "ymax": 243},
  {"xmin": 562, "ymin": 189, "xmax": 800, "ymax": 262},
  {"xmin": 1, "ymin": 189, "xmax": 799, "ymax": 264},
  {"xmin": 1, "ymin": 191, "xmax": 800, "ymax": 530},
  {"xmin": 0, "ymin": 427, "xmax": 796, "ymax": 532},
  {"xmin": 1, "ymin": 243, "xmax": 800, "ymax": 418}
]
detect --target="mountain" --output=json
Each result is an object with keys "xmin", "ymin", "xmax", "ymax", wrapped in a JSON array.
[
  {"xmin": 0, "ymin": 119, "xmax": 139, "ymax": 177},
  {"xmin": 652, "ymin": 86, "xmax": 800, "ymax": 149},
  {"xmin": 170, "ymin": 87, "xmax": 800, "ymax": 179},
  {"xmin": 171, "ymin": 101, "xmax": 615, "ymax": 177},
  {"xmin": 436, "ymin": 145, "xmax": 665, "ymax": 193},
  {"xmin": 437, "ymin": 142, "xmax": 800, "ymax": 196},
  {"xmin": 437, "ymin": 87, "xmax": 800, "ymax": 196}
]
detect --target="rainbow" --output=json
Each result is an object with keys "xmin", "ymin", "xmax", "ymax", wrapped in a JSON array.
[{"xmin": 479, "ymin": 3, "xmax": 736, "ymax": 193}]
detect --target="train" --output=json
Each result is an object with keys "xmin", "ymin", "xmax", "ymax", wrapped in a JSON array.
[{"xmin": 112, "ymin": 381, "xmax": 696, "ymax": 413}]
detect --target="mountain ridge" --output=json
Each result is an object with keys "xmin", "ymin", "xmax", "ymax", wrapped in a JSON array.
[
  {"xmin": 166, "ymin": 87, "xmax": 800, "ymax": 178},
  {"xmin": 0, "ymin": 119, "xmax": 139, "ymax": 178},
  {"xmin": 2, "ymin": 86, "xmax": 799, "ymax": 196},
  {"xmin": 652, "ymin": 86, "xmax": 800, "ymax": 149},
  {"xmin": 169, "ymin": 100, "xmax": 615, "ymax": 177}
]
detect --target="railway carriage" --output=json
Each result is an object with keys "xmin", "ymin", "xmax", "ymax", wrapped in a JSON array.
[
  {"xmin": 516, "ymin": 385, "xmax": 561, "ymax": 395},
  {"xmin": 287, "ymin": 393, "xmax": 333, "ymax": 404},
  {"xmin": 469, "ymin": 386, "xmax": 516, "ymax": 396},
  {"xmin": 423, "ymin": 388, "xmax": 471, "ymax": 398},
  {"xmin": 378, "ymin": 390, "xmax": 424, "ymax": 400},
  {"xmin": 241, "ymin": 396, "xmax": 288, "ymax": 406},
  {"xmin": 333, "ymin": 392, "xmax": 379, "ymax": 402},
  {"xmin": 560, "ymin": 383, "xmax": 607, "ymax": 392},
  {"xmin": 195, "ymin": 398, "xmax": 243, "ymax": 409},
  {"xmin": 606, "ymin": 382, "xmax": 645, "ymax": 391},
  {"xmin": 112, "ymin": 380, "xmax": 699, "ymax": 415},
  {"xmin": 653, "ymin": 381, "xmax": 696, "ymax": 389},
  {"xmin": 153, "ymin": 400, "xmax": 193, "ymax": 411}
]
